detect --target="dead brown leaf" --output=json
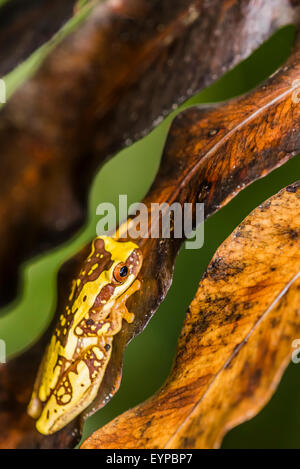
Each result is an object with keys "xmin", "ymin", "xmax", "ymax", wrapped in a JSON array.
[
  {"xmin": 0, "ymin": 0, "xmax": 77, "ymax": 76},
  {"xmin": 1, "ymin": 10, "xmax": 300, "ymax": 449},
  {"xmin": 0, "ymin": 0, "xmax": 296, "ymax": 306},
  {"xmin": 81, "ymin": 181, "xmax": 300, "ymax": 449}
]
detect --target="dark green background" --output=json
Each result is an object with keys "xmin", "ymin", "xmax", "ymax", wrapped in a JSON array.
[{"xmin": 0, "ymin": 26, "xmax": 299, "ymax": 449}]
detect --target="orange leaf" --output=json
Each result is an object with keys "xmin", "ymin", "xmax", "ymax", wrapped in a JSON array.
[{"xmin": 82, "ymin": 182, "xmax": 300, "ymax": 449}]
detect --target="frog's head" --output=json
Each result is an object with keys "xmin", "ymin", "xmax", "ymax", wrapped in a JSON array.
[{"xmin": 28, "ymin": 236, "xmax": 142, "ymax": 435}]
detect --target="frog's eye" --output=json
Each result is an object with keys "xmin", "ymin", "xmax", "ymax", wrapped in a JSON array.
[{"xmin": 113, "ymin": 263, "xmax": 129, "ymax": 283}]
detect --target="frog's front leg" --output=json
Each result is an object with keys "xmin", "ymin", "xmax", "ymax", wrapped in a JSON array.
[
  {"xmin": 75, "ymin": 279, "xmax": 141, "ymax": 339},
  {"xmin": 109, "ymin": 279, "xmax": 141, "ymax": 333}
]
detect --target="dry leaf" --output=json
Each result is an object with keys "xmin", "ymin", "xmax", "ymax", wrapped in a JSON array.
[
  {"xmin": 82, "ymin": 181, "xmax": 300, "ymax": 449},
  {"xmin": 1, "ymin": 7, "xmax": 300, "ymax": 448},
  {"xmin": 0, "ymin": 0, "xmax": 77, "ymax": 76},
  {"xmin": 0, "ymin": 0, "xmax": 295, "ymax": 305}
]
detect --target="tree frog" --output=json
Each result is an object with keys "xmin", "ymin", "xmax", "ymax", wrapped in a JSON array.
[{"xmin": 27, "ymin": 236, "xmax": 142, "ymax": 435}]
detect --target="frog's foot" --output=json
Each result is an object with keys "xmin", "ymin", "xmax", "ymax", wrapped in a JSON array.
[
  {"xmin": 123, "ymin": 309, "xmax": 135, "ymax": 324},
  {"xmin": 122, "ymin": 279, "xmax": 141, "ymax": 324},
  {"xmin": 111, "ymin": 279, "xmax": 141, "ymax": 327}
]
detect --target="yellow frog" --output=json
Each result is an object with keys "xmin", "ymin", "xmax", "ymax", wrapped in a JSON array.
[{"xmin": 27, "ymin": 236, "xmax": 142, "ymax": 435}]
